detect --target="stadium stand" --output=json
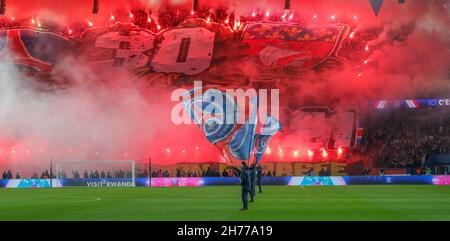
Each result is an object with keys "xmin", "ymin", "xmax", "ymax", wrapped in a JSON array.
[{"xmin": 361, "ymin": 108, "xmax": 450, "ymax": 171}]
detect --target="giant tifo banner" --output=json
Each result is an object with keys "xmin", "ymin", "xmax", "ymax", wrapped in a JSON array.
[
  {"xmin": 241, "ymin": 22, "xmax": 349, "ymax": 75},
  {"xmin": 0, "ymin": 28, "xmax": 72, "ymax": 79},
  {"xmin": 1, "ymin": 176, "xmax": 450, "ymax": 188},
  {"xmin": 0, "ymin": 20, "xmax": 355, "ymax": 165},
  {"xmin": 0, "ymin": 20, "xmax": 350, "ymax": 82}
]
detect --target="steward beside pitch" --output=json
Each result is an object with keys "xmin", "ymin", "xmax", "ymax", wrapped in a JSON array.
[{"xmin": 233, "ymin": 162, "xmax": 251, "ymax": 210}]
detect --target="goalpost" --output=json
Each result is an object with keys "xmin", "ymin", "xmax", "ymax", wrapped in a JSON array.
[{"xmin": 55, "ymin": 160, "xmax": 136, "ymax": 187}]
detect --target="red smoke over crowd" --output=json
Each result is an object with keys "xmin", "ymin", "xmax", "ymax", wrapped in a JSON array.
[{"xmin": 0, "ymin": 0, "xmax": 449, "ymax": 176}]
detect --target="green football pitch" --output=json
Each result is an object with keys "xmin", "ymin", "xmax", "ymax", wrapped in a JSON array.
[{"xmin": 1, "ymin": 185, "xmax": 450, "ymax": 221}]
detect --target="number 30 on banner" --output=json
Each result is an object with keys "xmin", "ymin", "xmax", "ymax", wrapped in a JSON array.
[{"xmin": 91, "ymin": 31, "xmax": 155, "ymax": 69}]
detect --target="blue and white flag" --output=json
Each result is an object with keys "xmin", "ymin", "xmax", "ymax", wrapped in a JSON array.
[
  {"xmin": 227, "ymin": 95, "xmax": 258, "ymax": 161},
  {"xmin": 253, "ymin": 115, "xmax": 282, "ymax": 164},
  {"xmin": 182, "ymin": 85, "xmax": 259, "ymax": 163}
]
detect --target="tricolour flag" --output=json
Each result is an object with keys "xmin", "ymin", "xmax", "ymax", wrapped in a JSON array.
[{"xmin": 405, "ymin": 99, "xmax": 420, "ymax": 109}]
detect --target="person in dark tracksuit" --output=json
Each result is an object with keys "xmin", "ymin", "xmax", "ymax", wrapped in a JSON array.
[
  {"xmin": 256, "ymin": 164, "xmax": 263, "ymax": 193},
  {"xmin": 250, "ymin": 164, "xmax": 256, "ymax": 202},
  {"xmin": 235, "ymin": 162, "xmax": 251, "ymax": 210}
]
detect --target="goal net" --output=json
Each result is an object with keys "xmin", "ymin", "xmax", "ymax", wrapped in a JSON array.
[{"xmin": 55, "ymin": 160, "xmax": 135, "ymax": 187}]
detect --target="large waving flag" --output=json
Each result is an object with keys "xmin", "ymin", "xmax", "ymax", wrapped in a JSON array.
[
  {"xmin": 182, "ymin": 86, "xmax": 258, "ymax": 164},
  {"xmin": 253, "ymin": 115, "xmax": 282, "ymax": 164},
  {"xmin": 227, "ymin": 96, "xmax": 258, "ymax": 161}
]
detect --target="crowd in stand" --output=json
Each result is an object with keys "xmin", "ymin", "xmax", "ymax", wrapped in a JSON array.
[
  {"xmin": 58, "ymin": 169, "xmax": 133, "ymax": 179},
  {"xmin": 150, "ymin": 169, "xmax": 171, "ymax": 177},
  {"xmin": 1, "ymin": 167, "xmax": 280, "ymax": 179},
  {"xmin": 2, "ymin": 170, "xmax": 55, "ymax": 179},
  {"xmin": 1, "ymin": 170, "xmax": 49, "ymax": 179},
  {"xmin": 1, "ymin": 169, "xmax": 134, "ymax": 180},
  {"xmin": 360, "ymin": 108, "xmax": 450, "ymax": 169},
  {"xmin": 174, "ymin": 166, "xmax": 222, "ymax": 177},
  {"xmin": 1, "ymin": 170, "xmax": 19, "ymax": 179},
  {"xmin": 173, "ymin": 166, "xmax": 277, "ymax": 178}
]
